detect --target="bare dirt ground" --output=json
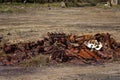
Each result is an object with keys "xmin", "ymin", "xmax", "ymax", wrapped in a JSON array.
[{"xmin": 0, "ymin": 7, "xmax": 120, "ymax": 80}]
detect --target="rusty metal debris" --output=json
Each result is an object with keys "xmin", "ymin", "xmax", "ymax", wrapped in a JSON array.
[{"xmin": 0, "ymin": 32, "xmax": 120, "ymax": 66}]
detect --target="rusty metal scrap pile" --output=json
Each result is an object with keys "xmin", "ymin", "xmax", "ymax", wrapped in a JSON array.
[{"xmin": 0, "ymin": 32, "xmax": 120, "ymax": 65}]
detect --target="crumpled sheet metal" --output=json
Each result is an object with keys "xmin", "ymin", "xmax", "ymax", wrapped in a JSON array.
[{"xmin": 0, "ymin": 32, "xmax": 120, "ymax": 66}]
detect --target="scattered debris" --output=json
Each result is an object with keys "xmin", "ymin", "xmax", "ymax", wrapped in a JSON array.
[{"xmin": 0, "ymin": 32, "xmax": 120, "ymax": 66}]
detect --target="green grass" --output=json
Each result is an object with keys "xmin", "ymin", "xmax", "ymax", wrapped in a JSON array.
[
  {"xmin": 19, "ymin": 54, "xmax": 50, "ymax": 67},
  {"xmin": 0, "ymin": 2, "xmax": 62, "ymax": 13},
  {"xmin": 41, "ymin": 2, "xmax": 60, "ymax": 7},
  {"xmin": 0, "ymin": 51, "xmax": 7, "ymax": 56},
  {"xmin": 0, "ymin": 46, "xmax": 50, "ymax": 67},
  {"xmin": 0, "ymin": 2, "xmax": 98, "ymax": 13},
  {"xmin": 0, "ymin": 3, "xmax": 27, "ymax": 13},
  {"xmin": 112, "ymin": 5, "xmax": 120, "ymax": 8},
  {"xmin": 0, "ymin": 2, "xmax": 120, "ymax": 13}
]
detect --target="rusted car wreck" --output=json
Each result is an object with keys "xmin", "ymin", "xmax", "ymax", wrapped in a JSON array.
[{"xmin": 0, "ymin": 32, "xmax": 120, "ymax": 65}]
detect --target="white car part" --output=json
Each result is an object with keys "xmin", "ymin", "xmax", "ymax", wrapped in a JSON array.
[{"xmin": 85, "ymin": 40, "xmax": 103, "ymax": 51}]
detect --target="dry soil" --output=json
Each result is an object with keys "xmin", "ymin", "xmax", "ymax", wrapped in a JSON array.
[{"xmin": 0, "ymin": 7, "xmax": 120, "ymax": 80}]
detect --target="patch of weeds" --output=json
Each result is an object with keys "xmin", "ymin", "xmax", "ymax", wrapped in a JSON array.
[
  {"xmin": 96, "ymin": 2, "xmax": 106, "ymax": 7},
  {"xmin": 78, "ymin": 3, "xmax": 96, "ymax": 7},
  {"xmin": 0, "ymin": 28, "xmax": 6, "ymax": 32},
  {"xmin": 1, "ymin": 7, "xmax": 13, "ymax": 13},
  {"xmin": 0, "ymin": 50, "xmax": 10, "ymax": 57},
  {"xmin": 65, "ymin": 2, "xmax": 96, "ymax": 7},
  {"xmin": 50, "ymin": 2, "xmax": 61, "ymax": 7},
  {"xmin": 96, "ymin": 2, "xmax": 110, "ymax": 9},
  {"xmin": 66, "ymin": 2, "xmax": 78, "ymax": 7},
  {"xmin": 0, "ymin": 51, "xmax": 5, "ymax": 56},
  {"xmin": 19, "ymin": 54, "xmax": 50, "ymax": 67},
  {"xmin": 0, "ymin": 3, "xmax": 26, "ymax": 13},
  {"xmin": 15, "ymin": 8, "xmax": 26, "ymax": 13},
  {"xmin": 41, "ymin": 2, "xmax": 60, "ymax": 7},
  {"xmin": 113, "ymin": 5, "xmax": 120, "ymax": 8}
]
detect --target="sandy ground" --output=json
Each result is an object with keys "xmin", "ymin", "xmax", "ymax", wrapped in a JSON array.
[
  {"xmin": 0, "ymin": 7, "xmax": 120, "ymax": 42},
  {"xmin": 0, "ymin": 7, "xmax": 120, "ymax": 80},
  {"xmin": 0, "ymin": 62, "xmax": 120, "ymax": 80}
]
